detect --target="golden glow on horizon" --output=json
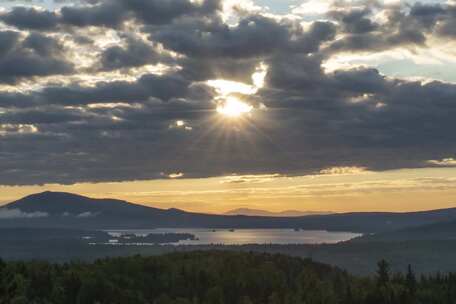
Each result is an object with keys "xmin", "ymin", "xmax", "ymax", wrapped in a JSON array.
[{"xmin": 1, "ymin": 167, "xmax": 456, "ymax": 214}]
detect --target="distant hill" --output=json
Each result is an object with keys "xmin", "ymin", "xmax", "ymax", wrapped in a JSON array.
[
  {"xmin": 351, "ymin": 219, "xmax": 456, "ymax": 242},
  {"xmin": 224, "ymin": 208, "xmax": 333, "ymax": 217},
  {"xmin": 2, "ymin": 191, "xmax": 456, "ymax": 233},
  {"xmin": 0, "ymin": 191, "xmax": 194, "ymax": 229},
  {"xmin": 3, "ymin": 191, "xmax": 163, "ymax": 218}
]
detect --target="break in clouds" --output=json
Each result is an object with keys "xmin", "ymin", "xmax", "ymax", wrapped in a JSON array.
[{"xmin": 0, "ymin": 0, "xmax": 456, "ymax": 185}]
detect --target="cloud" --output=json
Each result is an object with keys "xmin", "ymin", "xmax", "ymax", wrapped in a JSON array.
[
  {"xmin": 427, "ymin": 158, "xmax": 456, "ymax": 167},
  {"xmin": 167, "ymin": 172, "xmax": 185, "ymax": 179},
  {"xmin": 0, "ymin": 72, "xmax": 193, "ymax": 108},
  {"xmin": 319, "ymin": 167, "xmax": 370, "ymax": 176},
  {"xmin": 0, "ymin": 0, "xmax": 222, "ymax": 31},
  {"xmin": 153, "ymin": 15, "xmax": 290, "ymax": 59},
  {"xmin": 0, "ymin": 31, "xmax": 73, "ymax": 84},
  {"xmin": 0, "ymin": 0, "xmax": 454, "ymax": 185},
  {"xmin": 89, "ymin": 175, "xmax": 456, "ymax": 202},
  {"xmin": 0, "ymin": 124, "xmax": 39, "ymax": 136},
  {"xmin": 123, "ymin": 0, "xmax": 222, "ymax": 25},
  {"xmin": 97, "ymin": 36, "xmax": 165, "ymax": 71},
  {"xmin": 0, "ymin": 208, "xmax": 49, "ymax": 219},
  {"xmin": 76, "ymin": 211, "xmax": 98, "ymax": 218},
  {"xmin": 221, "ymin": 174, "xmax": 282, "ymax": 184},
  {"xmin": 324, "ymin": 2, "xmax": 456, "ymax": 54},
  {"xmin": 293, "ymin": 0, "xmax": 332, "ymax": 17},
  {"xmin": 61, "ymin": 211, "xmax": 99, "ymax": 218},
  {"xmin": 60, "ymin": 1, "xmax": 127, "ymax": 28},
  {"xmin": 0, "ymin": 7, "xmax": 59, "ymax": 31}
]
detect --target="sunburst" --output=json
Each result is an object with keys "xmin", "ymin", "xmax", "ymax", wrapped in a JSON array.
[{"xmin": 216, "ymin": 97, "xmax": 253, "ymax": 118}]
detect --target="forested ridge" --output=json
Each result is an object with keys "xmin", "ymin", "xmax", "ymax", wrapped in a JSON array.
[{"xmin": 1, "ymin": 251, "xmax": 456, "ymax": 304}]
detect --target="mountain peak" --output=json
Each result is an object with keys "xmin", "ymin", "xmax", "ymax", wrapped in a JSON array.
[
  {"xmin": 23, "ymin": 191, "xmax": 87, "ymax": 201},
  {"xmin": 5, "ymin": 191, "xmax": 128, "ymax": 216}
]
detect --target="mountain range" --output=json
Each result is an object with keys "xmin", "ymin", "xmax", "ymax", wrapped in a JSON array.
[
  {"xmin": 224, "ymin": 208, "xmax": 333, "ymax": 217},
  {"xmin": 2, "ymin": 191, "xmax": 456, "ymax": 233}
]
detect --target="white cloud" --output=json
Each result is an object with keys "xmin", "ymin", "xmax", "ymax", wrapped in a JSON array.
[
  {"xmin": 221, "ymin": 174, "xmax": 282, "ymax": 184},
  {"xmin": 319, "ymin": 166, "xmax": 371, "ymax": 175},
  {"xmin": 168, "ymin": 172, "xmax": 185, "ymax": 179},
  {"xmin": 0, "ymin": 124, "xmax": 39, "ymax": 136},
  {"xmin": 0, "ymin": 208, "xmax": 49, "ymax": 219},
  {"xmin": 169, "ymin": 120, "xmax": 193, "ymax": 131},
  {"xmin": 427, "ymin": 158, "xmax": 456, "ymax": 167},
  {"xmin": 76, "ymin": 211, "xmax": 98, "ymax": 218},
  {"xmin": 292, "ymin": 0, "xmax": 332, "ymax": 17}
]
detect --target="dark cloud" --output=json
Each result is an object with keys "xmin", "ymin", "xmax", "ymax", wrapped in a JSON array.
[
  {"xmin": 1, "ymin": 0, "xmax": 221, "ymax": 31},
  {"xmin": 408, "ymin": 3, "xmax": 446, "ymax": 29},
  {"xmin": 435, "ymin": 6, "xmax": 456, "ymax": 37},
  {"xmin": 0, "ymin": 31, "xmax": 73, "ymax": 84},
  {"xmin": 60, "ymin": 1, "xmax": 127, "ymax": 28},
  {"xmin": 22, "ymin": 32, "xmax": 65, "ymax": 57},
  {"xmin": 0, "ymin": 30, "xmax": 18, "ymax": 57},
  {"xmin": 47, "ymin": 73, "xmax": 191, "ymax": 104},
  {"xmin": 0, "ymin": 0, "xmax": 455, "ymax": 185},
  {"xmin": 325, "ymin": 3, "xmax": 456, "ymax": 53},
  {"xmin": 328, "ymin": 8, "xmax": 378, "ymax": 34},
  {"xmin": 0, "ymin": 106, "xmax": 87, "ymax": 125},
  {"xmin": 151, "ymin": 15, "xmax": 335, "ymax": 66},
  {"xmin": 257, "ymin": 63, "xmax": 456, "ymax": 171},
  {"xmin": 153, "ymin": 15, "xmax": 290, "ymax": 59},
  {"xmin": 123, "ymin": 0, "xmax": 222, "ymax": 25},
  {"xmin": 0, "ymin": 7, "xmax": 59, "ymax": 31},
  {"xmin": 0, "ymin": 72, "xmax": 192, "ymax": 108},
  {"xmin": 179, "ymin": 56, "xmax": 259, "ymax": 83},
  {"xmin": 98, "ymin": 36, "xmax": 164, "ymax": 71}
]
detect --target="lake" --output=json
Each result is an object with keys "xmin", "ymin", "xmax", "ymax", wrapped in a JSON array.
[{"xmin": 106, "ymin": 228, "xmax": 361, "ymax": 245}]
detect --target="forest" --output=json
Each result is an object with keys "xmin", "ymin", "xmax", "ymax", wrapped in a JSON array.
[{"xmin": 1, "ymin": 251, "xmax": 456, "ymax": 304}]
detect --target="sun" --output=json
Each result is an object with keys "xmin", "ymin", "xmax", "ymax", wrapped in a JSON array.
[{"xmin": 216, "ymin": 97, "xmax": 253, "ymax": 118}]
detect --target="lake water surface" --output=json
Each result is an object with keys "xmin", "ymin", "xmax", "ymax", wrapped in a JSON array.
[{"xmin": 106, "ymin": 228, "xmax": 361, "ymax": 245}]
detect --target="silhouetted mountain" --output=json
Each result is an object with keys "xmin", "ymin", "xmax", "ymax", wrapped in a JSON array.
[
  {"xmin": 0, "ymin": 191, "xmax": 194, "ymax": 229},
  {"xmin": 4, "ymin": 191, "xmax": 163, "ymax": 217},
  {"xmin": 2, "ymin": 191, "xmax": 456, "ymax": 233},
  {"xmin": 224, "ymin": 208, "xmax": 333, "ymax": 217}
]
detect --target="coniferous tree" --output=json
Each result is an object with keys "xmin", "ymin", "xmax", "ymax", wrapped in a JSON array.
[
  {"xmin": 406, "ymin": 264, "xmax": 417, "ymax": 296},
  {"xmin": 1, "ymin": 252, "xmax": 456, "ymax": 304},
  {"xmin": 377, "ymin": 260, "xmax": 390, "ymax": 287}
]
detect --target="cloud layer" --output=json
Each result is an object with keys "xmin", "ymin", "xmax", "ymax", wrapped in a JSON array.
[
  {"xmin": 0, "ymin": 208, "xmax": 48, "ymax": 219},
  {"xmin": 0, "ymin": 0, "xmax": 455, "ymax": 185}
]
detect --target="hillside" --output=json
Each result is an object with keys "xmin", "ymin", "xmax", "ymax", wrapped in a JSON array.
[
  {"xmin": 2, "ymin": 191, "xmax": 456, "ymax": 233},
  {"xmin": 1, "ymin": 251, "xmax": 456, "ymax": 304},
  {"xmin": 351, "ymin": 219, "xmax": 456, "ymax": 242},
  {"xmin": 2, "ymin": 191, "xmax": 163, "ymax": 218}
]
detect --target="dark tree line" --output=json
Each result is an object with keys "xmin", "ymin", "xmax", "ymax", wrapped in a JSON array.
[{"xmin": 0, "ymin": 251, "xmax": 455, "ymax": 304}]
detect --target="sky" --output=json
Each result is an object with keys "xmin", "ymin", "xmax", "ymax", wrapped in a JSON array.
[{"xmin": 0, "ymin": 0, "xmax": 456, "ymax": 213}]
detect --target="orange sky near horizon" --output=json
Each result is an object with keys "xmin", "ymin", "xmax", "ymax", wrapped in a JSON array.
[{"xmin": 1, "ymin": 167, "xmax": 456, "ymax": 214}]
